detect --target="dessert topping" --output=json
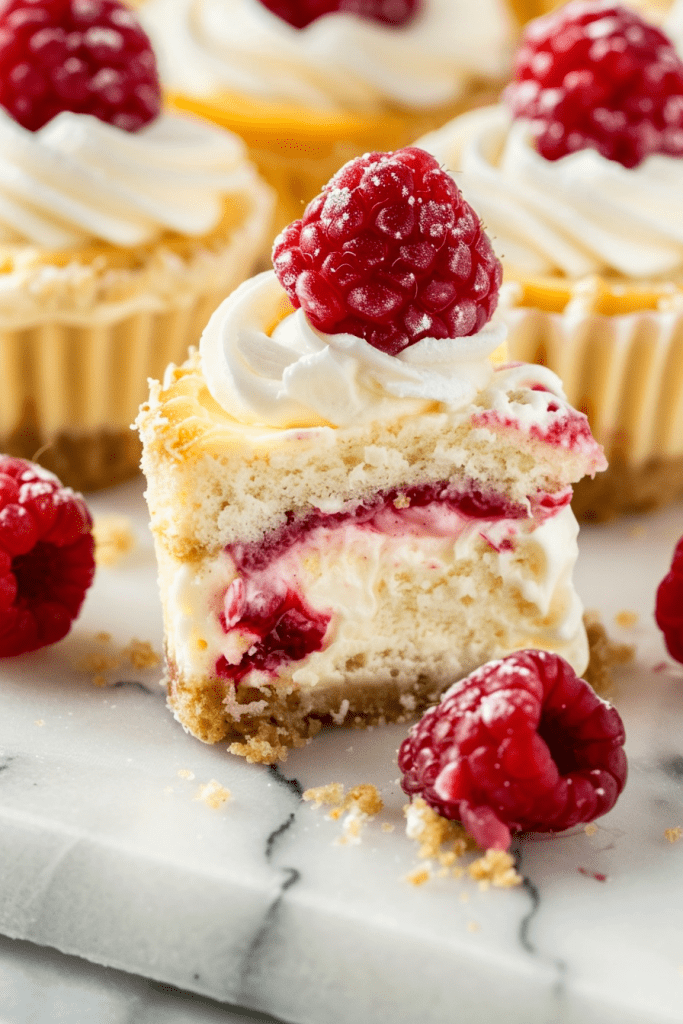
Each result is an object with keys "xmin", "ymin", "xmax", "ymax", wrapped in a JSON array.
[
  {"xmin": 0, "ymin": 456, "xmax": 95, "ymax": 656},
  {"xmin": 506, "ymin": 0, "xmax": 683, "ymax": 168},
  {"xmin": 655, "ymin": 536, "xmax": 683, "ymax": 663},
  {"xmin": 0, "ymin": 0, "xmax": 161, "ymax": 132},
  {"xmin": 272, "ymin": 146, "xmax": 502, "ymax": 355},
  {"xmin": 257, "ymin": 0, "xmax": 420, "ymax": 30},
  {"xmin": 398, "ymin": 649, "xmax": 627, "ymax": 850}
]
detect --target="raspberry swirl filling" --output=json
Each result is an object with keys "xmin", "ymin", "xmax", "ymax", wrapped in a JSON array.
[{"xmin": 214, "ymin": 481, "xmax": 571, "ymax": 683}]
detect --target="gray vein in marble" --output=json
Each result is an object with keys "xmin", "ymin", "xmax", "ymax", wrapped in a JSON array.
[
  {"xmin": 237, "ymin": 766, "xmax": 303, "ymax": 1002},
  {"xmin": 112, "ymin": 680, "xmax": 157, "ymax": 695},
  {"xmin": 513, "ymin": 844, "xmax": 568, "ymax": 1011}
]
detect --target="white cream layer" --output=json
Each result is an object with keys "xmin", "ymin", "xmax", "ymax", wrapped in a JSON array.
[
  {"xmin": 168, "ymin": 502, "xmax": 588, "ymax": 686},
  {"xmin": 141, "ymin": 0, "xmax": 515, "ymax": 111},
  {"xmin": 199, "ymin": 270, "xmax": 507, "ymax": 428},
  {"xmin": 0, "ymin": 108, "xmax": 259, "ymax": 248},
  {"xmin": 419, "ymin": 104, "xmax": 683, "ymax": 279}
]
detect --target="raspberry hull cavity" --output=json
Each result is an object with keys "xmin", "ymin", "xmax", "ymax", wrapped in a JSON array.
[
  {"xmin": 0, "ymin": 456, "xmax": 95, "ymax": 656},
  {"xmin": 398, "ymin": 650, "xmax": 627, "ymax": 850},
  {"xmin": 257, "ymin": 0, "xmax": 421, "ymax": 30}
]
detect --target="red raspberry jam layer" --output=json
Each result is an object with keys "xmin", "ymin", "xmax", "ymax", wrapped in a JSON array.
[{"xmin": 215, "ymin": 480, "xmax": 538, "ymax": 683}]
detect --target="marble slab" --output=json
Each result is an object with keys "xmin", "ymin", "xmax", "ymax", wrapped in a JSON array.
[{"xmin": 0, "ymin": 477, "xmax": 682, "ymax": 1024}]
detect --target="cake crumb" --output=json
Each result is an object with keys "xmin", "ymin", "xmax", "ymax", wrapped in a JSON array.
[
  {"xmin": 381, "ymin": 822, "xmax": 395, "ymax": 833},
  {"xmin": 34, "ymin": 719, "xmax": 44, "ymax": 727},
  {"xmin": 93, "ymin": 515, "xmax": 136, "ymax": 567},
  {"xmin": 74, "ymin": 633, "xmax": 161, "ymax": 686},
  {"xmin": 614, "ymin": 610, "xmax": 638, "ymax": 629},
  {"xmin": 406, "ymin": 867, "xmax": 431, "ymax": 887},
  {"xmin": 467, "ymin": 920, "xmax": 480, "ymax": 933},
  {"xmin": 665, "ymin": 826, "xmax": 682, "ymax": 843},
  {"xmin": 194, "ymin": 779, "xmax": 231, "ymax": 809},
  {"xmin": 468, "ymin": 849, "xmax": 522, "ymax": 889},
  {"xmin": 583, "ymin": 609, "xmax": 635, "ymax": 697},
  {"xmin": 628, "ymin": 525, "xmax": 646, "ymax": 539},
  {"xmin": 584, "ymin": 823, "xmax": 598, "ymax": 836},
  {"xmin": 304, "ymin": 782, "xmax": 383, "ymax": 844},
  {"xmin": 95, "ymin": 631, "xmax": 111, "ymax": 643},
  {"xmin": 177, "ymin": 769, "xmax": 195, "ymax": 780}
]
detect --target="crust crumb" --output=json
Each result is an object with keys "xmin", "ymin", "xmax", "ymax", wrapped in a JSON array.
[
  {"xmin": 304, "ymin": 782, "xmax": 384, "ymax": 844},
  {"xmin": 404, "ymin": 797, "xmax": 475, "ymax": 860},
  {"xmin": 177, "ymin": 769, "xmax": 195, "ymax": 780},
  {"xmin": 406, "ymin": 867, "xmax": 431, "ymax": 887},
  {"xmin": 665, "ymin": 826, "xmax": 682, "ymax": 843},
  {"xmin": 303, "ymin": 783, "xmax": 345, "ymax": 809},
  {"xmin": 123, "ymin": 639, "xmax": 160, "ymax": 670},
  {"xmin": 583, "ymin": 609, "xmax": 635, "ymax": 697},
  {"xmin": 468, "ymin": 849, "xmax": 522, "ymax": 889},
  {"xmin": 194, "ymin": 779, "xmax": 231, "ymax": 809},
  {"xmin": 467, "ymin": 920, "xmax": 480, "ymax": 932},
  {"xmin": 614, "ymin": 610, "xmax": 638, "ymax": 629},
  {"xmin": 93, "ymin": 515, "xmax": 136, "ymax": 567},
  {"xmin": 584, "ymin": 823, "xmax": 598, "ymax": 836}
]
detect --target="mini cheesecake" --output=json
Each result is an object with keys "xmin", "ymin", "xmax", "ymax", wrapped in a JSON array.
[{"xmin": 137, "ymin": 148, "xmax": 606, "ymax": 763}]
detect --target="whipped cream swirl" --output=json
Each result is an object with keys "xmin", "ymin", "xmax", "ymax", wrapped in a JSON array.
[
  {"xmin": 419, "ymin": 104, "xmax": 683, "ymax": 279},
  {"xmin": 0, "ymin": 108, "xmax": 258, "ymax": 249},
  {"xmin": 141, "ymin": 0, "xmax": 515, "ymax": 111},
  {"xmin": 199, "ymin": 271, "xmax": 507, "ymax": 428}
]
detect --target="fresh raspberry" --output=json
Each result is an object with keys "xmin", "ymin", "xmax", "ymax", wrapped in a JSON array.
[
  {"xmin": 398, "ymin": 650, "xmax": 627, "ymax": 850},
  {"xmin": 0, "ymin": 0, "xmax": 161, "ymax": 133},
  {"xmin": 655, "ymin": 537, "xmax": 683, "ymax": 663},
  {"xmin": 506, "ymin": 0, "xmax": 683, "ymax": 168},
  {"xmin": 257, "ymin": 0, "xmax": 420, "ymax": 30},
  {"xmin": 0, "ymin": 456, "xmax": 95, "ymax": 657},
  {"xmin": 272, "ymin": 147, "xmax": 502, "ymax": 356}
]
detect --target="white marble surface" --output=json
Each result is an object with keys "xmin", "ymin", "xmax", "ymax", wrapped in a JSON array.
[{"xmin": 1, "ymin": 478, "xmax": 683, "ymax": 1024}]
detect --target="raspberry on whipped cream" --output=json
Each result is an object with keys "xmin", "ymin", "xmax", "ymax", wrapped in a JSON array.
[{"xmin": 138, "ymin": 147, "xmax": 606, "ymax": 763}]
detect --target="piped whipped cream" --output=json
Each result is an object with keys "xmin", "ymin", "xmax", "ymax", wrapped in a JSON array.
[
  {"xmin": 199, "ymin": 270, "xmax": 507, "ymax": 428},
  {"xmin": 419, "ymin": 104, "xmax": 683, "ymax": 279},
  {"xmin": 141, "ymin": 0, "xmax": 515, "ymax": 112},
  {"xmin": 0, "ymin": 108, "xmax": 258, "ymax": 249}
]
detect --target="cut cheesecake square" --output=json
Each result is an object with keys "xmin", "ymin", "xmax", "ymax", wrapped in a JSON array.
[
  {"xmin": 137, "ymin": 146, "xmax": 606, "ymax": 763},
  {"xmin": 138, "ymin": 325, "xmax": 604, "ymax": 764}
]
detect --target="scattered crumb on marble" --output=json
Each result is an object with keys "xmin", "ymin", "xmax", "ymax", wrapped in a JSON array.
[
  {"xmin": 628, "ymin": 525, "xmax": 646, "ymax": 539},
  {"xmin": 123, "ymin": 639, "xmax": 160, "ymax": 670},
  {"xmin": 459, "ymin": 890, "xmax": 470, "ymax": 903},
  {"xmin": 164, "ymin": 787, "xmax": 174, "ymax": 794},
  {"xmin": 583, "ymin": 609, "xmax": 635, "ymax": 698},
  {"xmin": 469, "ymin": 849, "xmax": 522, "ymax": 889},
  {"xmin": 34, "ymin": 719, "xmax": 44, "ymax": 727},
  {"xmin": 665, "ymin": 826, "xmax": 682, "ymax": 843},
  {"xmin": 228, "ymin": 735, "xmax": 292, "ymax": 764},
  {"xmin": 74, "ymin": 634, "xmax": 161, "ymax": 685},
  {"xmin": 584, "ymin": 823, "xmax": 598, "ymax": 836},
  {"xmin": 177, "ymin": 769, "xmax": 196, "ymax": 780},
  {"xmin": 93, "ymin": 515, "xmax": 136, "ymax": 567},
  {"xmin": 194, "ymin": 780, "xmax": 231, "ymax": 809},
  {"xmin": 467, "ymin": 921, "xmax": 480, "ymax": 932},
  {"xmin": 614, "ymin": 610, "xmax": 638, "ymax": 629},
  {"xmin": 304, "ymin": 783, "xmax": 384, "ymax": 844},
  {"xmin": 578, "ymin": 867, "xmax": 608, "ymax": 881},
  {"xmin": 381, "ymin": 822, "xmax": 395, "ymax": 833},
  {"xmin": 404, "ymin": 799, "xmax": 521, "ymax": 889},
  {"xmin": 404, "ymin": 797, "xmax": 474, "ymax": 860},
  {"xmin": 406, "ymin": 867, "xmax": 431, "ymax": 887}
]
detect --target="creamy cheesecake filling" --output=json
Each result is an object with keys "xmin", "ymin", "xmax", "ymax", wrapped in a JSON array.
[{"xmin": 168, "ymin": 479, "xmax": 584, "ymax": 694}]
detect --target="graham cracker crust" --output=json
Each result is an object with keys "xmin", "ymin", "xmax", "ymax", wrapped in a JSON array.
[
  {"xmin": 572, "ymin": 455, "xmax": 683, "ymax": 522},
  {"xmin": 3, "ymin": 404, "xmax": 141, "ymax": 492},
  {"xmin": 165, "ymin": 612, "xmax": 630, "ymax": 765}
]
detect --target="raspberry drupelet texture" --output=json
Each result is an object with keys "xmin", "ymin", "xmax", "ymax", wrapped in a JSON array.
[
  {"xmin": 398, "ymin": 650, "xmax": 627, "ymax": 850},
  {"xmin": 258, "ymin": 0, "xmax": 420, "ymax": 30},
  {"xmin": 655, "ymin": 537, "xmax": 683, "ymax": 663},
  {"xmin": 0, "ymin": 456, "xmax": 95, "ymax": 657},
  {"xmin": 506, "ymin": 0, "xmax": 683, "ymax": 168},
  {"xmin": 0, "ymin": 0, "xmax": 161, "ymax": 133},
  {"xmin": 272, "ymin": 146, "xmax": 502, "ymax": 356}
]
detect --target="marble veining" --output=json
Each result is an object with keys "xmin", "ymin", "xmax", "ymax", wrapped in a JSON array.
[{"xmin": 0, "ymin": 478, "xmax": 682, "ymax": 1024}]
